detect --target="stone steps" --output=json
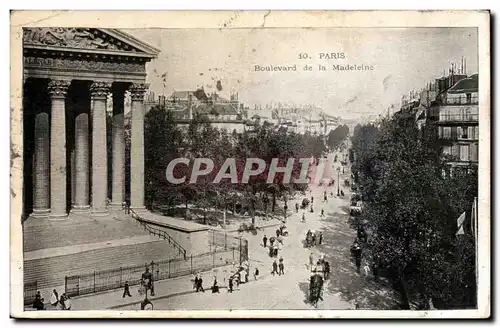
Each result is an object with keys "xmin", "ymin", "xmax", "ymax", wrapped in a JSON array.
[{"xmin": 24, "ymin": 239, "xmax": 183, "ymax": 291}]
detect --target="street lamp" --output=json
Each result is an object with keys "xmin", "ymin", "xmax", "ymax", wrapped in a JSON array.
[{"xmin": 337, "ymin": 167, "xmax": 341, "ymax": 196}]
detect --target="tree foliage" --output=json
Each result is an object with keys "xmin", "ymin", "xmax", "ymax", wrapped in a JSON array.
[
  {"xmin": 141, "ymin": 105, "xmax": 327, "ymax": 222},
  {"xmin": 327, "ymin": 124, "xmax": 349, "ymax": 150},
  {"xmin": 351, "ymin": 112, "xmax": 477, "ymax": 309}
]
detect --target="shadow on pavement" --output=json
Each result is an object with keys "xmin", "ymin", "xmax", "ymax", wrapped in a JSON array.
[{"xmin": 309, "ymin": 210, "xmax": 401, "ymax": 310}]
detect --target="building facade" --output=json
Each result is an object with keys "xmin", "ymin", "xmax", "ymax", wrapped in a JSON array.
[
  {"xmin": 22, "ymin": 28, "xmax": 159, "ymax": 219},
  {"xmin": 437, "ymin": 74, "xmax": 479, "ymax": 168}
]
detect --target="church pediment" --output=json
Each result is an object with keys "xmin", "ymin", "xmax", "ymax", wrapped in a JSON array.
[{"xmin": 23, "ymin": 28, "xmax": 159, "ymax": 58}]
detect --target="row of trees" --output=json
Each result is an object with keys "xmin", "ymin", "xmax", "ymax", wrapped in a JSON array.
[
  {"xmin": 350, "ymin": 111, "xmax": 477, "ymax": 309},
  {"xmin": 141, "ymin": 105, "xmax": 327, "ymax": 225},
  {"xmin": 327, "ymin": 124, "xmax": 350, "ymax": 150}
]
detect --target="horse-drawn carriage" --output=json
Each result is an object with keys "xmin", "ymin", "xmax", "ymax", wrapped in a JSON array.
[{"xmin": 309, "ymin": 273, "xmax": 324, "ymax": 307}]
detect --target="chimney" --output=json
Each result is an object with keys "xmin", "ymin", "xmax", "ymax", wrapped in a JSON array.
[{"xmin": 188, "ymin": 93, "xmax": 193, "ymax": 120}]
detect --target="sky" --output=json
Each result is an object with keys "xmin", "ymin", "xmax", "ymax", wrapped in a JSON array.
[{"xmin": 126, "ymin": 28, "xmax": 478, "ymax": 120}]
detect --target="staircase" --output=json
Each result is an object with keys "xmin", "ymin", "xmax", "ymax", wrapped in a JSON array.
[
  {"xmin": 128, "ymin": 208, "xmax": 188, "ymax": 260},
  {"xmin": 24, "ymin": 239, "xmax": 183, "ymax": 291}
]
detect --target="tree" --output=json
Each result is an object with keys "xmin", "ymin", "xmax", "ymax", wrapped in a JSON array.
[
  {"xmin": 353, "ymin": 112, "xmax": 477, "ymax": 309},
  {"xmin": 327, "ymin": 124, "xmax": 349, "ymax": 150}
]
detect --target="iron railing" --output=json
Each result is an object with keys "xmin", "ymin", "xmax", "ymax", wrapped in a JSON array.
[
  {"xmin": 24, "ymin": 280, "xmax": 37, "ymax": 305},
  {"xmin": 129, "ymin": 208, "xmax": 188, "ymax": 260},
  {"xmin": 64, "ymin": 248, "xmax": 240, "ymax": 298},
  {"xmin": 441, "ymin": 94, "xmax": 478, "ymax": 105},
  {"xmin": 208, "ymin": 230, "xmax": 249, "ymax": 265},
  {"xmin": 438, "ymin": 114, "xmax": 479, "ymax": 122}
]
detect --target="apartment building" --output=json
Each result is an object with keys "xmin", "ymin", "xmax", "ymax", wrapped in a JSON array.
[{"xmin": 437, "ymin": 73, "xmax": 479, "ymax": 168}]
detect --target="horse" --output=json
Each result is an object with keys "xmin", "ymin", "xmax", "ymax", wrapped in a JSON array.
[{"xmin": 309, "ymin": 274, "xmax": 324, "ymax": 308}]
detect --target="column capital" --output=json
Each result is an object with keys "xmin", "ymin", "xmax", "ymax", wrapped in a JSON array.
[
  {"xmin": 129, "ymin": 83, "xmax": 149, "ymax": 101},
  {"xmin": 90, "ymin": 81, "xmax": 112, "ymax": 99},
  {"xmin": 48, "ymin": 80, "xmax": 71, "ymax": 99}
]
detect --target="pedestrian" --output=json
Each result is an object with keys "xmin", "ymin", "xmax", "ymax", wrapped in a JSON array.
[
  {"xmin": 311, "ymin": 196, "xmax": 314, "ymax": 204},
  {"xmin": 309, "ymin": 253, "xmax": 314, "ymax": 267},
  {"xmin": 324, "ymin": 194, "xmax": 327, "ymax": 203},
  {"xmin": 263, "ymin": 234, "xmax": 268, "ymax": 248},
  {"xmin": 319, "ymin": 232, "xmax": 323, "ymax": 245},
  {"xmin": 295, "ymin": 203, "xmax": 299, "ymax": 213},
  {"xmin": 197, "ymin": 276, "xmax": 205, "ymax": 292},
  {"xmin": 276, "ymin": 228, "xmax": 280, "ymax": 237},
  {"xmin": 355, "ymin": 250, "xmax": 362, "ymax": 274},
  {"xmin": 58, "ymin": 294, "xmax": 66, "ymax": 310},
  {"xmin": 324, "ymin": 261, "xmax": 330, "ymax": 280},
  {"xmin": 212, "ymin": 277, "xmax": 220, "ymax": 293},
  {"xmin": 310, "ymin": 205, "xmax": 314, "ymax": 213},
  {"xmin": 64, "ymin": 295, "xmax": 72, "ymax": 310},
  {"xmin": 235, "ymin": 273, "xmax": 240, "ymax": 287},
  {"xmin": 254, "ymin": 267, "xmax": 259, "ymax": 280},
  {"xmin": 278, "ymin": 261, "xmax": 285, "ymax": 275},
  {"xmin": 50, "ymin": 289, "xmax": 59, "ymax": 308},
  {"xmin": 321, "ymin": 208, "xmax": 324, "ymax": 217},
  {"xmin": 193, "ymin": 274, "xmax": 198, "ymax": 290},
  {"xmin": 33, "ymin": 291, "xmax": 44, "ymax": 310},
  {"xmin": 122, "ymin": 280, "xmax": 132, "ymax": 298},
  {"xmin": 271, "ymin": 260, "xmax": 278, "ymax": 275},
  {"xmin": 301, "ymin": 212, "xmax": 306, "ymax": 223},
  {"xmin": 228, "ymin": 277, "xmax": 234, "ymax": 293}
]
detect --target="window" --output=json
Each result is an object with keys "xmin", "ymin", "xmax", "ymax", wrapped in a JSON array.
[
  {"xmin": 470, "ymin": 143, "xmax": 478, "ymax": 162},
  {"xmin": 460, "ymin": 145, "xmax": 469, "ymax": 162},
  {"xmin": 458, "ymin": 126, "xmax": 468, "ymax": 139},
  {"xmin": 443, "ymin": 146, "xmax": 452, "ymax": 155},
  {"xmin": 466, "ymin": 93, "xmax": 472, "ymax": 104},
  {"xmin": 442, "ymin": 127, "xmax": 451, "ymax": 139},
  {"xmin": 475, "ymin": 126, "xmax": 479, "ymax": 140},
  {"xmin": 468, "ymin": 127, "xmax": 474, "ymax": 140},
  {"xmin": 452, "ymin": 145, "xmax": 460, "ymax": 158}
]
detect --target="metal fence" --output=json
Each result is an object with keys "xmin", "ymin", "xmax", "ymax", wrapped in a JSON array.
[
  {"xmin": 64, "ymin": 248, "xmax": 243, "ymax": 298},
  {"xmin": 208, "ymin": 230, "xmax": 249, "ymax": 263},
  {"xmin": 24, "ymin": 280, "xmax": 37, "ymax": 305}
]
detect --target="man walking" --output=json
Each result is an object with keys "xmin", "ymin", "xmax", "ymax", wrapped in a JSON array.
[
  {"xmin": 319, "ymin": 232, "xmax": 323, "ymax": 245},
  {"xmin": 278, "ymin": 259, "xmax": 285, "ymax": 276},
  {"xmin": 228, "ymin": 277, "xmax": 234, "ymax": 293},
  {"xmin": 263, "ymin": 234, "xmax": 268, "ymax": 248},
  {"xmin": 271, "ymin": 260, "xmax": 278, "ymax": 275},
  {"xmin": 122, "ymin": 281, "xmax": 132, "ymax": 298},
  {"xmin": 197, "ymin": 275, "xmax": 205, "ymax": 292}
]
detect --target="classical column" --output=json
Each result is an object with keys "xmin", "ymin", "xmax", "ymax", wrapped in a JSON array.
[
  {"xmin": 71, "ymin": 150, "xmax": 76, "ymax": 207},
  {"xmin": 72, "ymin": 113, "xmax": 90, "ymax": 212},
  {"xmin": 48, "ymin": 79, "xmax": 71, "ymax": 219},
  {"xmin": 129, "ymin": 83, "xmax": 148, "ymax": 210},
  {"xmin": 31, "ymin": 112, "xmax": 50, "ymax": 218},
  {"xmin": 109, "ymin": 86, "xmax": 126, "ymax": 209},
  {"xmin": 90, "ymin": 81, "xmax": 111, "ymax": 216}
]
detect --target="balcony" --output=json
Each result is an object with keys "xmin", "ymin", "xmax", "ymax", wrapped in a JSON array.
[
  {"xmin": 438, "ymin": 114, "xmax": 479, "ymax": 123},
  {"xmin": 441, "ymin": 94, "xmax": 478, "ymax": 105}
]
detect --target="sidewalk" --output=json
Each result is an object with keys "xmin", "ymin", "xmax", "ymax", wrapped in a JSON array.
[{"xmin": 67, "ymin": 264, "xmax": 239, "ymax": 310}]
